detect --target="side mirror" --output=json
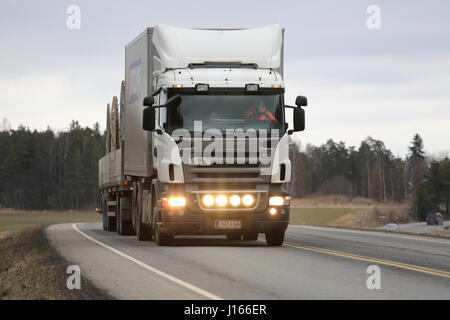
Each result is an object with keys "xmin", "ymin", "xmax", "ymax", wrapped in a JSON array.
[
  {"xmin": 143, "ymin": 107, "xmax": 155, "ymax": 131},
  {"xmin": 143, "ymin": 96, "xmax": 154, "ymax": 107},
  {"xmin": 295, "ymin": 95, "xmax": 308, "ymax": 107},
  {"xmin": 293, "ymin": 107, "xmax": 305, "ymax": 132}
]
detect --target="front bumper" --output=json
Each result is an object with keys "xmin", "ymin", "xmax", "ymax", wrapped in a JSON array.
[{"xmin": 159, "ymin": 206, "xmax": 289, "ymax": 235}]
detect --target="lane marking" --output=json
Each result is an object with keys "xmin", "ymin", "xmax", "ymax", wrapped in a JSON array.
[
  {"xmin": 72, "ymin": 224, "xmax": 223, "ymax": 300},
  {"xmin": 282, "ymin": 241, "xmax": 450, "ymax": 279},
  {"xmin": 398, "ymin": 236, "xmax": 450, "ymax": 245},
  {"xmin": 288, "ymin": 225, "xmax": 450, "ymax": 245}
]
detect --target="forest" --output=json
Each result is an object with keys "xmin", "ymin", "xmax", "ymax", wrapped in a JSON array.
[
  {"xmin": 0, "ymin": 119, "xmax": 448, "ymax": 219},
  {"xmin": 0, "ymin": 120, "xmax": 104, "ymax": 211}
]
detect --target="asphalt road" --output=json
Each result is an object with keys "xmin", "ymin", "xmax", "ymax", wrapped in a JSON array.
[
  {"xmin": 46, "ymin": 223, "xmax": 450, "ymax": 300},
  {"xmin": 395, "ymin": 221, "xmax": 450, "ymax": 233}
]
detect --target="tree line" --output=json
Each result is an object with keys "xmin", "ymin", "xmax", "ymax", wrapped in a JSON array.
[
  {"xmin": 0, "ymin": 121, "xmax": 104, "ymax": 210},
  {"xmin": 290, "ymin": 134, "xmax": 449, "ymax": 219}
]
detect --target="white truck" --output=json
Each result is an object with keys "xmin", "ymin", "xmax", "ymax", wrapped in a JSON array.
[{"xmin": 98, "ymin": 24, "xmax": 307, "ymax": 246}]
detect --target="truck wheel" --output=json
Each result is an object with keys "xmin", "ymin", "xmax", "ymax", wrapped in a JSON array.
[
  {"xmin": 226, "ymin": 233, "xmax": 242, "ymax": 241},
  {"xmin": 265, "ymin": 230, "xmax": 285, "ymax": 246},
  {"xmin": 155, "ymin": 224, "xmax": 173, "ymax": 246},
  {"xmin": 105, "ymin": 196, "xmax": 117, "ymax": 232},
  {"xmin": 102, "ymin": 198, "xmax": 107, "ymax": 231},
  {"xmin": 107, "ymin": 215, "xmax": 116, "ymax": 232},
  {"xmin": 118, "ymin": 197, "xmax": 134, "ymax": 236},
  {"xmin": 136, "ymin": 220, "xmax": 152, "ymax": 241},
  {"xmin": 243, "ymin": 231, "xmax": 258, "ymax": 241},
  {"xmin": 134, "ymin": 183, "xmax": 152, "ymax": 241}
]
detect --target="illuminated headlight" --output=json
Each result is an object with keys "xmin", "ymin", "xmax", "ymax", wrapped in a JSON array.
[
  {"xmin": 242, "ymin": 194, "xmax": 255, "ymax": 207},
  {"xmin": 269, "ymin": 208, "xmax": 277, "ymax": 215},
  {"xmin": 269, "ymin": 196, "xmax": 284, "ymax": 206},
  {"xmin": 215, "ymin": 195, "xmax": 228, "ymax": 207},
  {"xmin": 230, "ymin": 195, "xmax": 241, "ymax": 207},
  {"xmin": 245, "ymin": 84, "xmax": 259, "ymax": 92},
  {"xmin": 168, "ymin": 196, "xmax": 186, "ymax": 208},
  {"xmin": 202, "ymin": 195, "xmax": 215, "ymax": 207},
  {"xmin": 196, "ymin": 83, "xmax": 209, "ymax": 92}
]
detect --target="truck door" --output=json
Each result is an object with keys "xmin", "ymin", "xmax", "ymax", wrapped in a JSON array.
[{"xmin": 152, "ymin": 90, "xmax": 166, "ymax": 171}]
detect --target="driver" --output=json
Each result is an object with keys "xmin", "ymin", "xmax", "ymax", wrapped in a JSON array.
[{"xmin": 244, "ymin": 98, "xmax": 275, "ymax": 120}]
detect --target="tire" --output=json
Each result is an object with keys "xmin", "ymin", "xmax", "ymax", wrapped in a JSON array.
[
  {"xmin": 155, "ymin": 223, "xmax": 173, "ymax": 246},
  {"xmin": 116, "ymin": 199, "xmax": 122, "ymax": 235},
  {"xmin": 226, "ymin": 233, "xmax": 242, "ymax": 241},
  {"xmin": 265, "ymin": 230, "xmax": 285, "ymax": 246},
  {"xmin": 107, "ymin": 215, "xmax": 116, "ymax": 232},
  {"xmin": 133, "ymin": 183, "xmax": 152, "ymax": 241},
  {"xmin": 243, "ymin": 231, "xmax": 258, "ymax": 241},
  {"xmin": 118, "ymin": 197, "xmax": 134, "ymax": 236},
  {"xmin": 102, "ymin": 198, "xmax": 107, "ymax": 231},
  {"xmin": 105, "ymin": 195, "xmax": 117, "ymax": 232}
]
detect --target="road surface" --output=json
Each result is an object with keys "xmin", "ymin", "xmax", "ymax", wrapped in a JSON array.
[
  {"xmin": 394, "ymin": 221, "xmax": 450, "ymax": 234},
  {"xmin": 46, "ymin": 223, "xmax": 450, "ymax": 300}
]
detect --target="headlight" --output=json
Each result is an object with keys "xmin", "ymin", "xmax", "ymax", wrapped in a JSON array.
[
  {"xmin": 269, "ymin": 196, "xmax": 284, "ymax": 206},
  {"xmin": 202, "ymin": 195, "xmax": 215, "ymax": 207},
  {"xmin": 242, "ymin": 194, "xmax": 254, "ymax": 207},
  {"xmin": 168, "ymin": 196, "xmax": 186, "ymax": 208}
]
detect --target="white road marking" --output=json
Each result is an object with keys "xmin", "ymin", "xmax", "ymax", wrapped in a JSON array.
[{"xmin": 72, "ymin": 223, "xmax": 223, "ymax": 300}]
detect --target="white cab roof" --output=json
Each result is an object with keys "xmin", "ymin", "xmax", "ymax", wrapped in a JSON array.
[{"xmin": 152, "ymin": 24, "xmax": 282, "ymax": 69}]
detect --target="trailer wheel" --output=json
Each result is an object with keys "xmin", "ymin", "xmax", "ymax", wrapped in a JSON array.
[
  {"xmin": 106, "ymin": 195, "xmax": 117, "ymax": 232},
  {"xmin": 118, "ymin": 197, "xmax": 134, "ymax": 236},
  {"xmin": 265, "ymin": 230, "xmax": 285, "ymax": 246},
  {"xmin": 107, "ymin": 215, "xmax": 116, "ymax": 232},
  {"xmin": 102, "ymin": 198, "xmax": 107, "ymax": 231}
]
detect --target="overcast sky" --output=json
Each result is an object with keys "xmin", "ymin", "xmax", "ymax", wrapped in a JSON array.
[{"xmin": 0, "ymin": 0, "xmax": 449, "ymax": 157}]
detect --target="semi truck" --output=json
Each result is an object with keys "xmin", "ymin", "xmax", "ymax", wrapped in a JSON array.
[{"xmin": 98, "ymin": 24, "xmax": 307, "ymax": 246}]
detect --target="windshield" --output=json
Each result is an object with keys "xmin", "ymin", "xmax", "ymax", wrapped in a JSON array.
[{"xmin": 165, "ymin": 94, "xmax": 285, "ymax": 134}]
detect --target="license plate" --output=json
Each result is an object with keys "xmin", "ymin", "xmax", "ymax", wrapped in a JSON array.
[{"xmin": 214, "ymin": 219, "xmax": 242, "ymax": 229}]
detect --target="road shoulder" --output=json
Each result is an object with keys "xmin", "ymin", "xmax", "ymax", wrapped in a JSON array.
[
  {"xmin": 0, "ymin": 226, "xmax": 112, "ymax": 300},
  {"xmin": 46, "ymin": 223, "xmax": 207, "ymax": 300}
]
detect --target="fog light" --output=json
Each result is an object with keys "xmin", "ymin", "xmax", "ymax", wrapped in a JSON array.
[
  {"xmin": 230, "ymin": 195, "xmax": 241, "ymax": 207},
  {"xmin": 269, "ymin": 208, "xmax": 277, "ymax": 215},
  {"xmin": 216, "ymin": 195, "xmax": 228, "ymax": 207},
  {"xmin": 242, "ymin": 194, "xmax": 254, "ymax": 207},
  {"xmin": 202, "ymin": 195, "xmax": 214, "ymax": 207}
]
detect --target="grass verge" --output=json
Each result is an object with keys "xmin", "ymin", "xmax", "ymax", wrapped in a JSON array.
[
  {"xmin": 290, "ymin": 196, "xmax": 412, "ymax": 228},
  {"xmin": 0, "ymin": 210, "xmax": 101, "ymax": 233}
]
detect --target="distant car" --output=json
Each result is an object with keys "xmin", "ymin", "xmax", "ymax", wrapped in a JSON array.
[
  {"xmin": 426, "ymin": 212, "xmax": 444, "ymax": 226},
  {"xmin": 385, "ymin": 223, "xmax": 399, "ymax": 231}
]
